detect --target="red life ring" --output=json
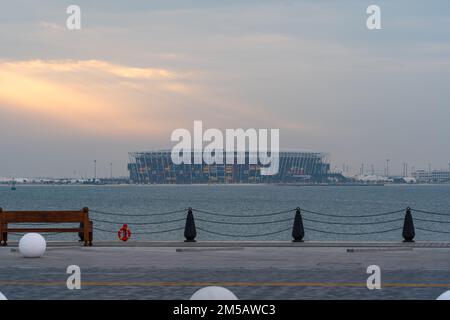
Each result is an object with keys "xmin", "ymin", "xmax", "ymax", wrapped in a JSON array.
[{"xmin": 118, "ymin": 224, "xmax": 131, "ymax": 241}]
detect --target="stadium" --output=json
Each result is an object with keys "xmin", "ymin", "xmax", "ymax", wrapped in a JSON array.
[{"xmin": 128, "ymin": 150, "xmax": 330, "ymax": 184}]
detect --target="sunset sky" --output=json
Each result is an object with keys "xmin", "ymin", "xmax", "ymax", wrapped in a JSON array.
[{"xmin": 1, "ymin": 0, "xmax": 450, "ymax": 177}]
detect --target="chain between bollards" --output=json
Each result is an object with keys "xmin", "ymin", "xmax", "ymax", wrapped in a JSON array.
[{"xmin": 177, "ymin": 206, "xmax": 437, "ymax": 242}]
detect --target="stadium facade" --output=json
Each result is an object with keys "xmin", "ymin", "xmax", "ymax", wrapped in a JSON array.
[{"xmin": 128, "ymin": 150, "xmax": 330, "ymax": 184}]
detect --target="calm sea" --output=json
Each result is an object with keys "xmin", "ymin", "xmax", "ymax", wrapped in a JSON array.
[{"xmin": 1, "ymin": 184, "xmax": 450, "ymax": 242}]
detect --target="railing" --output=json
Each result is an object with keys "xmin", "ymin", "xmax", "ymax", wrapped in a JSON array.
[
  {"xmin": 8, "ymin": 207, "xmax": 447, "ymax": 241},
  {"xmin": 80, "ymin": 206, "xmax": 450, "ymax": 242}
]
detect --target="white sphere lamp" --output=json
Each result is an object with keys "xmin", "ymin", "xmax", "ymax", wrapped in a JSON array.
[
  {"xmin": 18, "ymin": 233, "xmax": 47, "ymax": 258},
  {"xmin": 437, "ymin": 290, "xmax": 450, "ymax": 300},
  {"xmin": 190, "ymin": 286, "xmax": 238, "ymax": 300}
]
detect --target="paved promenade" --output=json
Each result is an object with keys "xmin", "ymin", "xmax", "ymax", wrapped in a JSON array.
[{"xmin": 1, "ymin": 242, "xmax": 449, "ymax": 299}]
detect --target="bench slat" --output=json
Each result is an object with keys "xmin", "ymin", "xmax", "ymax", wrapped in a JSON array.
[
  {"xmin": 1, "ymin": 211, "xmax": 87, "ymax": 223},
  {"xmin": 7, "ymin": 228, "xmax": 81, "ymax": 233}
]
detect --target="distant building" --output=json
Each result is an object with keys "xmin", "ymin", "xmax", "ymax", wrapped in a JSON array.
[
  {"xmin": 128, "ymin": 150, "xmax": 330, "ymax": 184},
  {"xmin": 414, "ymin": 170, "xmax": 450, "ymax": 183}
]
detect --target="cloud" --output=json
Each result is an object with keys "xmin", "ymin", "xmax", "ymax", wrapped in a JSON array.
[
  {"xmin": 1, "ymin": 59, "xmax": 179, "ymax": 79},
  {"xmin": 39, "ymin": 21, "xmax": 65, "ymax": 32},
  {"xmin": 0, "ymin": 59, "xmax": 195, "ymax": 137}
]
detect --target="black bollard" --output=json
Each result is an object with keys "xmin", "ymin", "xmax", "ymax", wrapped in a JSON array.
[
  {"xmin": 292, "ymin": 208, "xmax": 305, "ymax": 242},
  {"xmin": 402, "ymin": 207, "xmax": 415, "ymax": 242},
  {"xmin": 184, "ymin": 207, "xmax": 197, "ymax": 242}
]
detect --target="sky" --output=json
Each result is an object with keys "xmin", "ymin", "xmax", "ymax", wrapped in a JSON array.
[{"xmin": 1, "ymin": 0, "xmax": 450, "ymax": 178}]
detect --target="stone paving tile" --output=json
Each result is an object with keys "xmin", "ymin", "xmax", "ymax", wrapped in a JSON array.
[
  {"xmin": 2, "ymin": 246, "xmax": 450, "ymax": 300},
  {"xmin": 0, "ymin": 267, "xmax": 449, "ymax": 300}
]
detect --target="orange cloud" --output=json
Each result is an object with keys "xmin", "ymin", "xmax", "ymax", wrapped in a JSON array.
[{"xmin": 0, "ymin": 59, "xmax": 194, "ymax": 137}]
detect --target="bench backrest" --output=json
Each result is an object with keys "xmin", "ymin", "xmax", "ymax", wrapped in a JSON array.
[{"xmin": 0, "ymin": 208, "xmax": 89, "ymax": 223}]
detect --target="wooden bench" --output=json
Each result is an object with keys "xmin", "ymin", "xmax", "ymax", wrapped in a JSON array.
[{"xmin": 0, "ymin": 207, "xmax": 93, "ymax": 246}]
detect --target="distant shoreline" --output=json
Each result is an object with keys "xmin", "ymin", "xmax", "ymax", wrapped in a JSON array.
[{"xmin": 1, "ymin": 182, "xmax": 450, "ymax": 187}]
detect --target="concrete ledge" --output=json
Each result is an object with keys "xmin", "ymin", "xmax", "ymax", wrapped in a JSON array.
[{"xmin": 3, "ymin": 241, "xmax": 450, "ymax": 248}]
